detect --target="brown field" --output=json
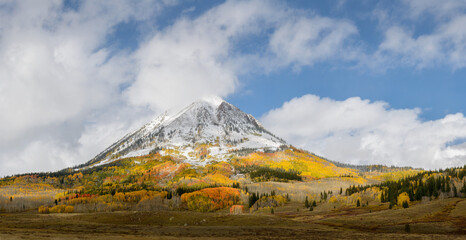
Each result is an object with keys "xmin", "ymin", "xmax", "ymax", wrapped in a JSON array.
[{"xmin": 0, "ymin": 198, "xmax": 464, "ymax": 239}]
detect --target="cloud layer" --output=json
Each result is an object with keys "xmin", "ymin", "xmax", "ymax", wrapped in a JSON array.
[{"xmin": 261, "ymin": 95, "xmax": 466, "ymax": 169}]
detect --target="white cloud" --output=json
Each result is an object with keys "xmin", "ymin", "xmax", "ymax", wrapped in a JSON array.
[
  {"xmin": 0, "ymin": 0, "xmax": 169, "ymax": 176},
  {"xmin": 368, "ymin": 1, "xmax": 466, "ymax": 70},
  {"xmin": 261, "ymin": 95, "xmax": 466, "ymax": 169},
  {"xmin": 403, "ymin": 0, "xmax": 466, "ymax": 20},
  {"xmin": 269, "ymin": 16, "xmax": 358, "ymax": 69},
  {"xmin": 125, "ymin": 0, "xmax": 360, "ymax": 111},
  {"xmin": 0, "ymin": 0, "xmax": 362, "ymax": 176}
]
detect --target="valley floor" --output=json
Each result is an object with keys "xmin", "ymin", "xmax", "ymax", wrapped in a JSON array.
[{"xmin": 0, "ymin": 198, "xmax": 464, "ymax": 240}]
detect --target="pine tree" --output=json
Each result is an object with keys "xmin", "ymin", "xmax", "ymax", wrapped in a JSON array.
[
  {"xmin": 312, "ymin": 200, "xmax": 317, "ymax": 207},
  {"xmin": 402, "ymin": 201, "xmax": 409, "ymax": 208},
  {"xmin": 304, "ymin": 196, "xmax": 310, "ymax": 208},
  {"xmin": 433, "ymin": 188, "xmax": 439, "ymax": 198},
  {"xmin": 356, "ymin": 199, "xmax": 360, "ymax": 207}
]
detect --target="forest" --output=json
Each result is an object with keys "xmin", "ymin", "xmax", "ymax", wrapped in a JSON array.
[{"xmin": 0, "ymin": 149, "xmax": 465, "ymax": 215}]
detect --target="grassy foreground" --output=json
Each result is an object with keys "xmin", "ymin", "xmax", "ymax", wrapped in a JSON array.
[{"xmin": 0, "ymin": 198, "xmax": 464, "ymax": 239}]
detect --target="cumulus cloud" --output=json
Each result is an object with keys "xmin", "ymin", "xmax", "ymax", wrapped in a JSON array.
[
  {"xmin": 269, "ymin": 16, "xmax": 358, "ymax": 69},
  {"xmin": 0, "ymin": 0, "xmax": 361, "ymax": 176},
  {"xmin": 0, "ymin": 0, "xmax": 169, "ymax": 176},
  {"xmin": 125, "ymin": 0, "xmax": 358, "ymax": 112},
  {"xmin": 261, "ymin": 95, "xmax": 466, "ymax": 169},
  {"xmin": 368, "ymin": 0, "xmax": 466, "ymax": 70}
]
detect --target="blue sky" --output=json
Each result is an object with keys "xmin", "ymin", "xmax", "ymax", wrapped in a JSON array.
[
  {"xmin": 102, "ymin": 0, "xmax": 464, "ymax": 121},
  {"xmin": 88, "ymin": 0, "xmax": 466, "ymax": 121},
  {"xmin": 1, "ymin": 0, "xmax": 466, "ymax": 176}
]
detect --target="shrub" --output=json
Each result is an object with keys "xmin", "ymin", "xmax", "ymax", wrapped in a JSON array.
[
  {"xmin": 64, "ymin": 206, "xmax": 74, "ymax": 213},
  {"xmin": 38, "ymin": 206, "xmax": 49, "ymax": 214}
]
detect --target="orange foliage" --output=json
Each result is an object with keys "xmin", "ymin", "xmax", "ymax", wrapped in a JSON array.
[
  {"xmin": 230, "ymin": 205, "xmax": 244, "ymax": 215},
  {"xmin": 181, "ymin": 187, "xmax": 240, "ymax": 212}
]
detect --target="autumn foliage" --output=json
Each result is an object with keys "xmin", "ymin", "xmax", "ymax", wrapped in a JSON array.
[
  {"xmin": 38, "ymin": 205, "xmax": 74, "ymax": 213},
  {"xmin": 230, "ymin": 205, "xmax": 244, "ymax": 215},
  {"xmin": 181, "ymin": 187, "xmax": 241, "ymax": 212}
]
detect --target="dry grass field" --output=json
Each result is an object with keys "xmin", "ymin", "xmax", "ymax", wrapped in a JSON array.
[{"xmin": 0, "ymin": 198, "xmax": 464, "ymax": 239}]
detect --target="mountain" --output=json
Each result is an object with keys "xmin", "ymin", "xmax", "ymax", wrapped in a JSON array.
[{"xmin": 85, "ymin": 96, "xmax": 287, "ymax": 167}]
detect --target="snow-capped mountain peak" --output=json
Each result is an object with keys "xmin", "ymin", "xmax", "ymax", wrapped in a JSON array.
[{"xmin": 87, "ymin": 97, "xmax": 287, "ymax": 167}]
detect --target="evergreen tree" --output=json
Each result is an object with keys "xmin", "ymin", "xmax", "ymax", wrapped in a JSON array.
[
  {"xmin": 312, "ymin": 200, "xmax": 317, "ymax": 207},
  {"xmin": 304, "ymin": 196, "xmax": 310, "ymax": 208},
  {"xmin": 402, "ymin": 201, "xmax": 409, "ymax": 208},
  {"xmin": 408, "ymin": 188, "xmax": 415, "ymax": 201},
  {"xmin": 441, "ymin": 176, "xmax": 446, "ymax": 192},
  {"xmin": 415, "ymin": 187, "xmax": 423, "ymax": 201},
  {"xmin": 356, "ymin": 199, "xmax": 360, "ymax": 207},
  {"xmin": 433, "ymin": 188, "xmax": 439, "ymax": 198}
]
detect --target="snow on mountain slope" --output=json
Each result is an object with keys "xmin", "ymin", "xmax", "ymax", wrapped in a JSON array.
[{"xmin": 86, "ymin": 96, "xmax": 287, "ymax": 167}]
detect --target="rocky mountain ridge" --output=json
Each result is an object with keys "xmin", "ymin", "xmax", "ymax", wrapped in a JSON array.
[{"xmin": 86, "ymin": 97, "xmax": 287, "ymax": 167}]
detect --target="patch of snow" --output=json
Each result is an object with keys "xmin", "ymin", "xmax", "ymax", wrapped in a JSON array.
[{"xmin": 87, "ymin": 98, "xmax": 287, "ymax": 168}]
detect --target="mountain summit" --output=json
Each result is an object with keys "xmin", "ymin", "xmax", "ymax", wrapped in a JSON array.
[{"xmin": 87, "ymin": 97, "xmax": 287, "ymax": 167}]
